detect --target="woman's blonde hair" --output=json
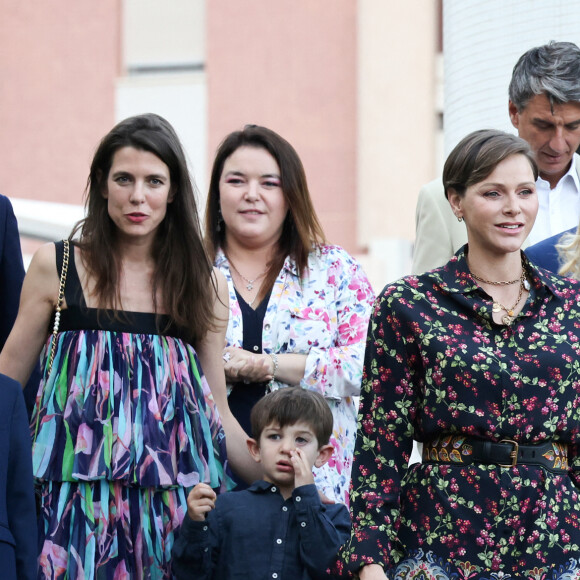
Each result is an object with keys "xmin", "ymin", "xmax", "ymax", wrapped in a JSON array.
[{"xmin": 557, "ymin": 230, "xmax": 580, "ymax": 278}]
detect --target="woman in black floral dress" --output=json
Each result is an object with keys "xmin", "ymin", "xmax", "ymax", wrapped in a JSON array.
[{"xmin": 342, "ymin": 129, "xmax": 580, "ymax": 579}]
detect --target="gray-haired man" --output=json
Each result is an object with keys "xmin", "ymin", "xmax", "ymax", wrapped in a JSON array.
[{"xmin": 412, "ymin": 41, "xmax": 580, "ymax": 274}]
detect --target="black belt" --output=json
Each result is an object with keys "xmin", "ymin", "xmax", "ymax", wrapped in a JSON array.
[{"xmin": 423, "ymin": 435, "xmax": 569, "ymax": 472}]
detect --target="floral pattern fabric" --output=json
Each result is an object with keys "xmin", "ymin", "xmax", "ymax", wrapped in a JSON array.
[
  {"xmin": 32, "ymin": 313, "xmax": 232, "ymax": 578},
  {"xmin": 215, "ymin": 244, "xmax": 375, "ymax": 504},
  {"xmin": 342, "ymin": 247, "xmax": 580, "ymax": 579}
]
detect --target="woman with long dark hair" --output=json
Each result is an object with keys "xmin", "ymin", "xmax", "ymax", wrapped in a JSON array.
[
  {"xmin": 205, "ymin": 125, "xmax": 374, "ymax": 504},
  {"xmin": 0, "ymin": 114, "xmax": 252, "ymax": 578}
]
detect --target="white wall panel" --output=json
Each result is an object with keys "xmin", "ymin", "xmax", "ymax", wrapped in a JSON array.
[{"xmin": 123, "ymin": 0, "xmax": 205, "ymax": 69}]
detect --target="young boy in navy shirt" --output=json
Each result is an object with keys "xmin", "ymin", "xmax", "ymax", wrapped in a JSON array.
[{"xmin": 172, "ymin": 387, "xmax": 351, "ymax": 579}]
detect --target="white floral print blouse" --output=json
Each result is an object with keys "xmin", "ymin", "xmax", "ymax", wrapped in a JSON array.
[{"xmin": 215, "ymin": 244, "xmax": 375, "ymax": 504}]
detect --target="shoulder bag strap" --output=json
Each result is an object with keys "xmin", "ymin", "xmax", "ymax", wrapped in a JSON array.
[{"xmin": 47, "ymin": 239, "xmax": 69, "ymax": 377}]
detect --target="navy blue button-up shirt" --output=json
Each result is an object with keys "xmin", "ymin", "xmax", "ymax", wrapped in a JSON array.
[{"xmin": 172, "ymin": 481, "xmax": 351, "ymax": 580}]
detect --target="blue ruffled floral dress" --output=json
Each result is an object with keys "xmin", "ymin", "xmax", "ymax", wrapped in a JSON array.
[{"xmin": 32, "ymin": 242, "xmax": 232, "ymax": 579}]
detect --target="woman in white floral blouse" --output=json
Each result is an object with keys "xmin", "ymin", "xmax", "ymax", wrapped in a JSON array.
[{"xmin": 204, "ymin": 125, "xmax": 375, "ymax": 504}]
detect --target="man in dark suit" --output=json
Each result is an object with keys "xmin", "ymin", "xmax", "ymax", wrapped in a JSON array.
[
  {"xmin": 0, "ymin": 372, "xmax": 37, "ymax": 578},
  {"xmin": 0, "ymin": 194, "xmax": 40, "ymax": 415},
  {"xmin": 0, "ymin": 194, "xmax": 26, "ymax": 349}
]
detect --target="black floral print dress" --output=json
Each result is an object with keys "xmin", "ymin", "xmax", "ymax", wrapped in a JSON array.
[{"xmin": 341, "ymin": 247, "xmax": 580, "ymax": 579}]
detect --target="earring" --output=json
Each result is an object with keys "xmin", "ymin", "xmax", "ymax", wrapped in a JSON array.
[
  {"xmin": 456, "ymin": 215, "xmax": 463, "ymax": 223},
  {"xmin": 217, "ymin": 208, "xmax": 224, "ymax": 232}
]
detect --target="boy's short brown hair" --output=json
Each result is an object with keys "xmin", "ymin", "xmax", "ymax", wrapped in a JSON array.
[{"xmin": 250, "ymin": 387, "xmax": 333, "ymax": 446}]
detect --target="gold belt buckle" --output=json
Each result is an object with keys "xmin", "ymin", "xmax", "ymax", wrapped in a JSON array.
[{"xmin": 499, "ymin": 439, "xmax": 519, "ymax": 467}]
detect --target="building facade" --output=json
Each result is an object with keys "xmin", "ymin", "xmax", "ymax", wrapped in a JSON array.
[{"xmin": 2, "ymin": 0, "xmax": 441, "ymax": 286}]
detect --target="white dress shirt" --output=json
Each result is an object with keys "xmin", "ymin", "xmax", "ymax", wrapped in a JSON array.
[{"xmin": 527, "ymin": 154, "xmax": 580, "ymax": 246}]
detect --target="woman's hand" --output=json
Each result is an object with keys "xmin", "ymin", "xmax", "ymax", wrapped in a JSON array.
[
  {"xmin": 223, "ymin": 347, "xmax": 308, "ymax": 386},
  {"xmin": 222, "ymin": 347, "xmax": 273, "ymax": 383},
  {"xmin": 359, "ymin": 564, "xmax": 387, "ymax": 580}
]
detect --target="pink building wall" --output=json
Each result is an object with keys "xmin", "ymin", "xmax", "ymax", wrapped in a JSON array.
[
  {"xmin": 0, "ymin": 1, "xmax": 120, "ymax": 206},
  {"xmin": 207, "ymin": 1, "xmax": 358, "ymax": 252}
]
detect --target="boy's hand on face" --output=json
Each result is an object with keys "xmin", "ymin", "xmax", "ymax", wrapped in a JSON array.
[
  {"xmin": 290, "ymin": 448, "xmax": 315, "ymax": 489},
  {"xmin": 187, "ymin": 483, "xmax": 217, "ymax": 521}
]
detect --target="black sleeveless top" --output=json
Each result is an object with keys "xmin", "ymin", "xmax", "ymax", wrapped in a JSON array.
[{"xmin": 53, "ymin": 241, "xmax": 179, "ymax": 338}]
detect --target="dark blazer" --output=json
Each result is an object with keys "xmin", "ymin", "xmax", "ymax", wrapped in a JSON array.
[
  {"xmin": 0, "ymin": 195, "xmax": 41, "ymax": 415},
  {"xmin": 525, "ymin": 226, "xmax": 577, "ymax": 274},
  {"xmin": 0, "ymin": 195, "xmax": 25, "ymax": 350},
  {"xmin": 0, "ymin": 373, "xmax": 37, "ymax": 579}
]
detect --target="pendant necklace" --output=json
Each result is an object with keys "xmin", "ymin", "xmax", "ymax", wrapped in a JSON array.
[
  {"xmin": 228, "ymin": 258, "xmax": 268, "ymax": 308},
  {"xmin": 469, "ymin": 260, "xmax": 531, "ymax": 325},
  {"xmin": 228, "ymin": 259, "xmax": 268, "ymax": 291},
  {"xmin": 490, "ymin": 273, "xmax": 529, "ymax": 325}
]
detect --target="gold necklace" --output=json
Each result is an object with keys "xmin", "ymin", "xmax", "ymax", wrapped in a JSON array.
[
  {"xmin": 470, "ymin": 271, "xmax": 521, "ymax": 286},
  {"xmin": 491, "ymin": 274, "xmax": 526, "ymax": 325},
  {"xmin": 468, "ymin": 259, "xmax": 531, "ymax": 325}
]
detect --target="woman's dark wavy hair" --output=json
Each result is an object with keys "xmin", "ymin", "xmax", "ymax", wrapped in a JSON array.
[
  {"xmin": 204, "ymin": 125, "xmax": 326, "ymax": 297},
  {"xmin": 71, "ymin": 113, "xmax": 215, "ymax": 346}
]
